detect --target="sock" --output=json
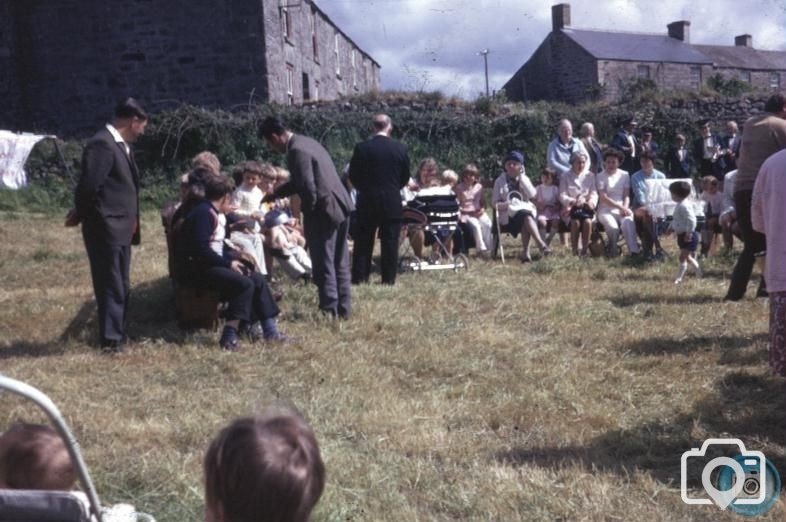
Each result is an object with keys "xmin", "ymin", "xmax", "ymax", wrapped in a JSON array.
[
  {"xmin": 262, "ymin": 318, "xmax": 279, "ymax": 338},
  {"xmin": 688, "ymin": 257, "xmax": 702, "ymax": 277},
  {"xmin": 675, "ymin": 262, "xmax": 688, "ymax": 282}
]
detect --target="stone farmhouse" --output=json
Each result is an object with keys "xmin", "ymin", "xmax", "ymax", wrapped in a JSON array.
[
  {"xmin": 0, "ymin": 0, "xmax": 380, "ymax": 136},
  {"xmin": 503, "ymin": 3, "xmax": 786, "ymax": 104}
]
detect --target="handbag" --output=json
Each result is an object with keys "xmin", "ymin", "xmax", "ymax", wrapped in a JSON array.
[{"xmin": 507, "ymin": 191, "xmax": 535, "ymax": 215}]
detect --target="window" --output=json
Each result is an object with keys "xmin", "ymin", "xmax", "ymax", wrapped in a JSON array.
[
  {"xmin": 770, "ymin": 72, "xmax": 781, "ymax": 90},
  {"xmin": 311, "ymin": 11, "xmax": 319, "ymax": 62},
  {"xmin": 302, "ymin": 72, "xmax": 310, "ymax": 101},
  {"xmin": 351, "ymin": 50, "xmax": 357, "ymax": 88},
  {"xmin": 281, "ymin": 7, "xmax": 292, "ymax": 42},
  {"xmin": 637, "ymin": 65, "xmax": 650, "ymax": 79},
  {"xmin": 286, "ymin": 64, "xmax": 295, "ymax": 105},
  {"xmin": 740, "ymin": 71, "xmax": 751, "ymax": 83},
  {"xmin": 690, "ymin": 66, "xmax": 702, "ymax": 89},
  {"xmin": 334, "ymin": 33, "xmax": 341, "ymax": 77}
]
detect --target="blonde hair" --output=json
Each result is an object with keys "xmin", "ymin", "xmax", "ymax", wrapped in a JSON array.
[
  {"xmin": 191, "ymin": 151, "xmax": 221, "ymax": 175},
  {"xmin": 440, "ymin": 169, "xmax": 458, "ymax": 186}
]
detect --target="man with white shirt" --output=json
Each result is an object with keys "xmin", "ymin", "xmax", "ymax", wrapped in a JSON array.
[
  {"xmin": 68, "ymin": 98, "xmax": 147, "ymax": 352},
  {"xmin": 611, "ymin": 117, "xmax": 640, "ymax": 174}
]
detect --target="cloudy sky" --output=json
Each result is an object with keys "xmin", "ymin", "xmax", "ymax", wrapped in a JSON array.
[{"xmin": 319, "ymin": 0, "xmax": 786, "ymax": 98}]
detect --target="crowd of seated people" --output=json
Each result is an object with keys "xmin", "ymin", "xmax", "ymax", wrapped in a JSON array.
[{"xmin": 390, "ymin": 117, "xmax": 738, "ymax": 264}]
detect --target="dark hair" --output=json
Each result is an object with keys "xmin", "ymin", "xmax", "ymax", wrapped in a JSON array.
[
  {"xmin": 113, "ymin": 97, "xmax": 148, "ymax": 120},
  {"xmin": 203, "ymin": 174, "xmax": 235, "ymax": 201},
  {"xmin": 231, "ymin": 160, "xmax": 265, "ymax": 187},
  {"xmin": 204, "ymin": 411, "xmax": 325, "ymax": 522},
  {"xmin": 669, "ymin": 180, "xmax": 692, "ymax": 199},
  {"xmin": 541, "ymin": 167, "xmax": 556, "ymax": 180},
  {"xmin": 259, "ymin": 116, "xmax": 288, "ymax": 139},
  {"xmin": 764, "ymin": 93, "xmax": 786, "ymax": 113},
  {"xmin": 639, "ymin": 150, "xmax": 657, "ymax": 162},
  {"xmin": 602, "ymin": 147, "xmax": 624, "ymax": 161},
  {"xmin": 0, "ymin": 423, "xmax": 76, "ymax": 490}
]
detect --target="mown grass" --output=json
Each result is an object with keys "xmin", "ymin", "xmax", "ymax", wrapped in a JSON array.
[{"xmin": 0, "ymin": 210, "xmax": 783, "ymax": 521}]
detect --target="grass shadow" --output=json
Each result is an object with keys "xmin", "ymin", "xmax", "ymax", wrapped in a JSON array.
[
  {"xmin": 0, "ymin": 341, "xmax": 66, "ymax": 360},
  {"xmin": 59, "ymin": 277, "xmax": 186, "ymax": 346},
  {"xmin": 495, "ymin": 371, "xmax": 786, "ymax": 487},
  {"xmin": 622, "ymin": 333, "xmax": 768, "ymax": 360},
  {"xmin": 609, "ymin": 293, "xmax": 720, "ymax": 307}
]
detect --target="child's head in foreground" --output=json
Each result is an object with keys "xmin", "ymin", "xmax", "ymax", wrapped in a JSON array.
[
  {"xmin": 204, "ymin": 408, "xmax": 325, "ymax": 522},
  {"xmin": 0, "ymin": 422, "xmax": 76, "ymax": 490},
  {"xmin": 669, "ymin": 180, "xmax": 692, "ymax": 202}
]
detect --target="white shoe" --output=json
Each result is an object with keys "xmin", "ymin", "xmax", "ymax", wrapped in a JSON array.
[{"xmin": 674, "ymin": 278, "xmax": 683, "ymax": 285}]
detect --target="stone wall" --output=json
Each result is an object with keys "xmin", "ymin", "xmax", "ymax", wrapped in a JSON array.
[
  {"xmin": 0, "ymin": 0, "xmax": 380, "ymax": 137},
  {"xmin": 262, "ymin": 0, "xmax": 380, "ymax": 106},
  {"xmin": 504, "ymin": 33, "xmax": 598, "ymax": 104},
  {"xmin": 598, "ymin": 61, "xmax": 714, "ymax": 100}
]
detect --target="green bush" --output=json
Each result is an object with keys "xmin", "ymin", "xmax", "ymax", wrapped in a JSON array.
[{"xmin": 9, "ymin": 91, "xmax": 771, "ymax": 212}]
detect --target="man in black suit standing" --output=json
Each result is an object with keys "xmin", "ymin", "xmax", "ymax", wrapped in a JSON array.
[
  {"xmin": 349, "ymin": 114, "xmax": 410, "ymax": 285},
  {"xmin": 610, "ymin": 117, "xmax": 640, "ymax": 173},
  {"xmin": 260, "ymin": 116, "xmax": 353, "ymax": 318},
  {"xmin": 67, "ymin": 98, "xmax": 147, "ymax": 352}
]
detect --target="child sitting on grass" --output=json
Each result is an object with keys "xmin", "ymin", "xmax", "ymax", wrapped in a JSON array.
[
  {"xmin": 204, "ymin": 408, "xmax": 325, "ymax": 522},
  {"xmin": 668, "ymin": 181, "xmax": 702, "ymax": 284},
  {"xmin": 0, "ymin": 422, "xmax": 76, "ymax": 490}
]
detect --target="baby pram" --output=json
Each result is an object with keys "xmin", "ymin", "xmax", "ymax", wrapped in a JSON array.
[
  {"xmin": 400, "ymin": 193, "xmax": 469, "ymax": 272},
  {"xmin": 0, "ymin": 375, "xmax": 156, "ymax": 522}
]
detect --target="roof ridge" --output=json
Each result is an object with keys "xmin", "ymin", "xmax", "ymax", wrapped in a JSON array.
[{"xmin": 563, "ymin": 27, "xmax": 670, "ymax": 38}]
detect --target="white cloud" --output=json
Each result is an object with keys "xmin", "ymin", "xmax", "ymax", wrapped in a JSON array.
[{"xmin": 318, "ymin": 0, "xmax": 786, "ymax": 98}]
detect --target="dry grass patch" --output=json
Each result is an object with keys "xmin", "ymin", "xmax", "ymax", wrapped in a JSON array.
[{"xmin": 0, "ymin": 210, "xmax": 783, "ymax": 521}]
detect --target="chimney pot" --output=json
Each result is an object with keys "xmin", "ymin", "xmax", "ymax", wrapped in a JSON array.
[
  {"xmin": 667, "ymin": 21, "xmax": 690, "ymax": 43},
  {"xmin": 735, "ymin": 34, "xmax": 753, "ymax": 48},
  {"xmin": 552, "ymin": 4, "xmax": 571, "ymax": 32}
]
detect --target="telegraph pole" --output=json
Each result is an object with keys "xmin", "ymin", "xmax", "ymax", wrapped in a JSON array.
[{"xmin": 478, "ymin": 49, "xmax": 490, "ymax": 97}]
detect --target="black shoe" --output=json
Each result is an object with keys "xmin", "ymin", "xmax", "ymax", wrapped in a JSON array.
[
  {"xmin": 100, "ymin": 339, "xmax": 124, "ymax": 354},
  {"xmin": 219, "ymin": 326, "xmax": 240, "ymax": 351}
]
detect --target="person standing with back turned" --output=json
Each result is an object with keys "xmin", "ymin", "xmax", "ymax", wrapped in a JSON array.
[
  {"xmin": 67, "ymin": 98, "xmax": 147, "ymax": 353},
  {"xmin": 725, "ymin": 94, "xmax": 786, "ymax": 301},
  {"xmin": 260, "ymin": 116, "xmax": 353, "ymax": 319},
  {"xmin": 349, "ymin": 114, "xmax": 411, "ymax": 285}
]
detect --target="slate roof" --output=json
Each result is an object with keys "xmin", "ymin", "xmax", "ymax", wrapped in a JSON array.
[
  {"xmin": 562, "ymin": 28, "xmax": 712, "ymax": 64},
  {"xmin": 694, "ymin": 45, "xmax": 786, "ymax": 70}
]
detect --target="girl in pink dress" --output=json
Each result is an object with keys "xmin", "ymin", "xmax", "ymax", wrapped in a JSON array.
[
  {"xmin": 453, "ymin": 163, "xmax": 492, "ymax": 255},
  {"xmin": 535, "ymin": 168, "xmax": 561, "ymax": 247}
]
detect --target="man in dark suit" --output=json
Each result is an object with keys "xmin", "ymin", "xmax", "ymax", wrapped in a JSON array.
[
  {"xmin": 349, "ymin": 114, "xmax": 410, "ymax": 285},
  {"xmin": 692, "ymin": 119, "xmax": 726, "ymax": 180},
  {"xmin": 67, "ymin": 98, "xmax": 147, "ymax": 352},
  {"xmin": 665, "ymin": 134, "xmax": 693, "ymax": 179},
  {"xmin": 610, "ymin": 117, "xmax": 640, "ymax": 173},
  {"xmin": 260, "ymin": 116, "xmax": 353, "ymax": 318}
]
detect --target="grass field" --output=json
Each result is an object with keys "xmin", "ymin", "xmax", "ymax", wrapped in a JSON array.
[{"xmin": 0, "ymin": 209, "xmax": 783, "ymax": 521}]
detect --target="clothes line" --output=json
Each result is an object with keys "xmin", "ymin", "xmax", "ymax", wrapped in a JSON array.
[{"xmin": 0, "ymin": 130, "xmax": 56, "ymax": 190}]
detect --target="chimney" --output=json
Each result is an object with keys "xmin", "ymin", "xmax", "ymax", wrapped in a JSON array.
[
  {"xmin": 552, "ymin": 4, "xmax": 571, "ymax": 32},
  {"xmin": 735, "ymin": 34, "xmax": 753, "ymax": 47},
  {"xmin": 667, "ymin": 21, "xmax": 690, "ymax": 43}
]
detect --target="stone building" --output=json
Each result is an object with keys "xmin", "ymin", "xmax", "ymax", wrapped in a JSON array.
[
  {"xmin": 0, "ymin": 0, "xmax": 380, "ymax": 136},
  {"xmin": 503, "ymin": 3, "xmax": 786, "ymax": 104}
]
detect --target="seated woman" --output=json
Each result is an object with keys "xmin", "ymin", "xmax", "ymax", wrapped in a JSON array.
[
  {"xmin": 454, "ymin": 163, "xmax": 492, "ymax": 255},
  {"xmin": 174, "ymin": 173, "xmax": 286, "ymax": 350},
  {"xmin": 596, "ymin": 147, "xmax": 639, "ymax": 257},
  {"xmin": 492, "ymin": 151, "xmax": 551, "ymax": 262},
  {"xmin": 559, "ymin": 151, "xmax": 598, "ymax": 256}
]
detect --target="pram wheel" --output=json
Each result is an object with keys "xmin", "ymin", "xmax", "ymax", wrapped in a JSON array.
[
  {"xmin": 453, "ymin": 253, "xmax": 469, "ymax": 272},
  {"xmin": 398, "ymin": 255, "xmax": 420, "ymax": 273}
]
